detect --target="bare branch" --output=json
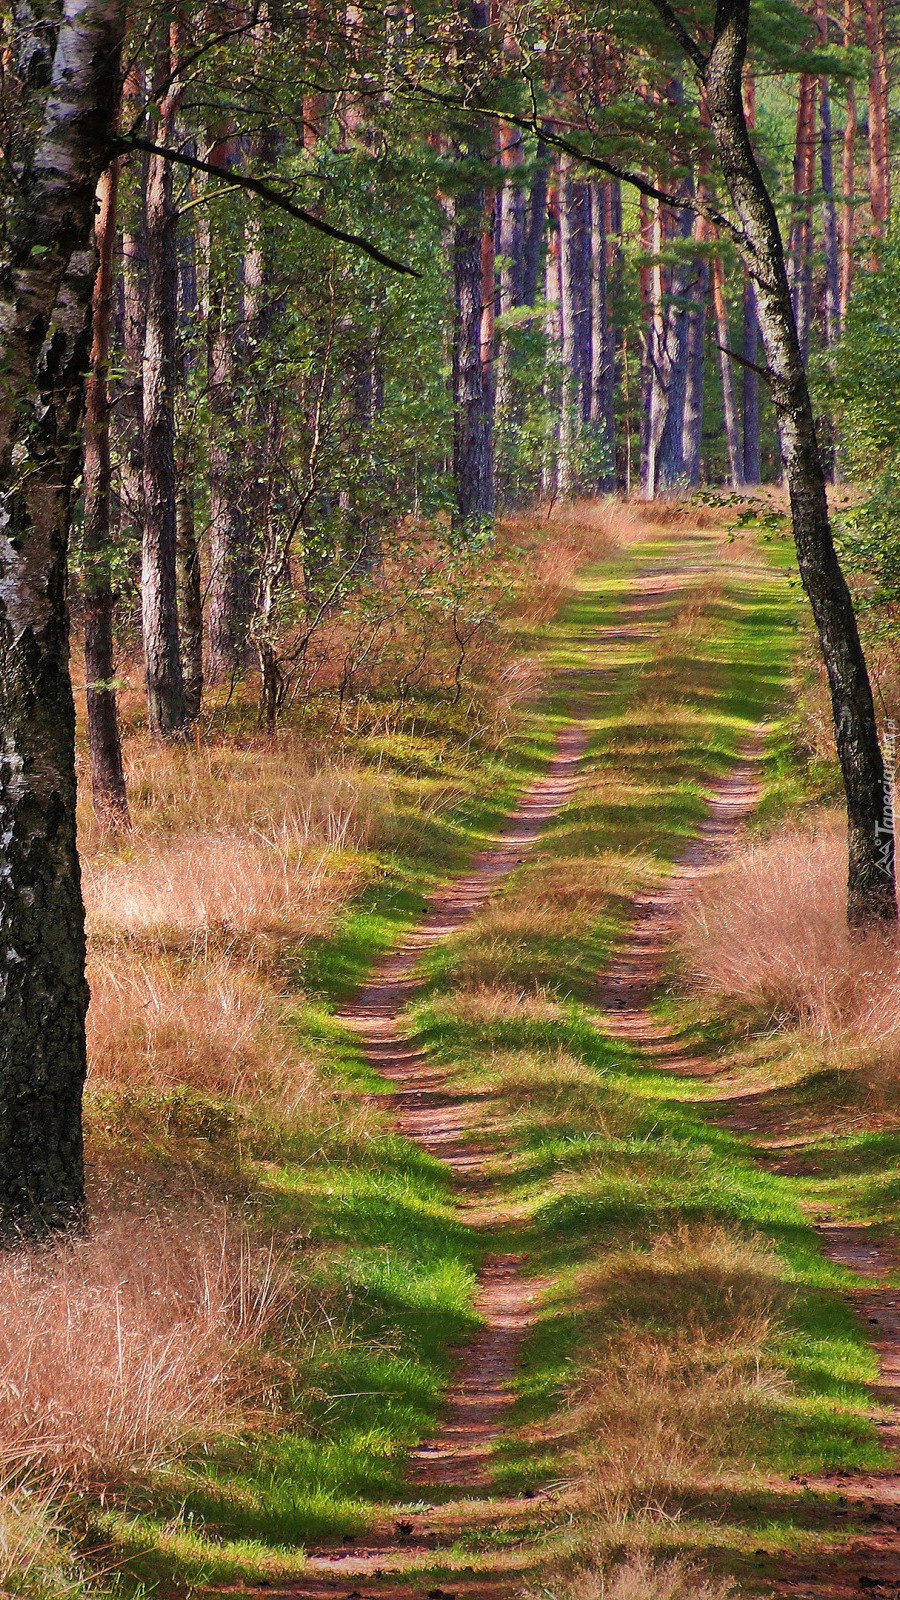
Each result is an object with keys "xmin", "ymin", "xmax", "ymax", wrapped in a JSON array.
[
  {"xmin": 394, "ymin": 80, "xmax": 745, "ymax": 247},
  {"xmin": 115, "ymin": 136, "xmax": 422, "ymax": 277},
  {"xmin": 648, "ymin": 0, "xmax": 710, "ymax": 73}
]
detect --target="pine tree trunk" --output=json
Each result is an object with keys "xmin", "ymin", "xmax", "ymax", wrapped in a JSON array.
[
  {"xmin": 742, "ymin": 271, "xmax": 761, "ymax": 483},
  {"xmin": 558, "ymin": 159, "xmax": 591, "ymax": 498},
  {"xmin": 865, "ymin": 0, "xmax": 890, "ymax": 232},
  {"xmin": 142, "ymin": 29, "xmax": 187, "ymax": 737},
  {"xmin": 495, "ymin": 123, "xmax": 525, "ymax": 419},
  {"xmin": 175, "ymin": 176, "xmax": 203, "ymax": 722},
  {"xmin": 840, "ymin": 0, "xmax": 858, "ymax": 322},
  {"xmin": 789, "ymin": 74, "xmax": 816, "ymax": 364},
  {"xmin": 702, "ymin": 0, "xmax": 895, "ymax": 925},
  {"xmin": 119, "ymin": 63, "xmax": 146, "ymax": 546},
  {"xmin": 656, "ymin": 204, "xmax": 695, "ymax": 491},
  {"xmin": 590, "ymin": 181, "xmax": 616, "ymax": 492},
  {"xmin": 84, "ymin": 161, "xmax": 130, "ymax": 831},
  {"xmin": 521, "ymin": 148, "xmax": 549, "ymax": 309},
  {"xmin": 682, "ymin": 234, "xmax": 710, "ymax": 488},
  {"xmin": 712, "ymin": 255, "xmax": 744, "ymax": 487},
  {"xmin": 452, "ymin": 180, "xmax": 494, "ymax": 529},
  {"xmin": 817, "ymin": 0, "xmax": 841, "ymax": 347},
  {"xmin": 0, "ymin": 0, "xmax": 125, "ymax": 1233}
]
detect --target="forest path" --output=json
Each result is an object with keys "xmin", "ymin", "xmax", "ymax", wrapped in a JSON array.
[
  {"xmin": 205, "ymin": 526, "xmax": 809, "ymax": 1600},
  {"xmin": 600, "ymin": 758, "xmax": 900, "ymax": 1598},
  {"xmin": 223, "ymin": 546, "xmax": 718, "ymax": 1600}
]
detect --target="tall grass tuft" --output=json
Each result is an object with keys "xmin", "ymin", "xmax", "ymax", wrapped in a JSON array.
[
  {"xmin": 678, "ymin": 810, "xmax": 900, "ymax": 1046},
  {"xmin": 0, "ymin": 1209, "xmax": 287, "ymax": 1486}
]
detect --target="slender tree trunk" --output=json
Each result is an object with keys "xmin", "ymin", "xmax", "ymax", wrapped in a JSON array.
[
  {"xmin": 84, "ymin": 161, "xmax": 130, "ymax": 831},
  {"xmin": 495, "ymin": 123, "xmax": 525, "ymax": 417},
  {"xmin": 0, "ymin": 0, "xmax": 125, "ymax": 1234},
  {"xmin": 682, "ymin": 233, "xmax": 710, "ymax": 488},
  {"xmin": 840, "ymin": 0, "xmax": 858, "ymax": 323},
  {"xmin": 656, "ymin": 204, "xmax": 694, "ymax": 490},
  {"xmin": 142, "ymin": 27, "xmax": 187, "ymax": 737},
  {"xmin": 789, "ymin": 74, "xmax": 816, "ymax": 364},
  {"xmin": 742, "ymin": 270, "xmax": 761, "ymax": 482},
  {"xmin": 521, "ymin": 147, "xmax": 549, "ymax": 308},
  {"xmin": 175, "ymin": 167, "xmax": 203, "ymax": 722},
  {"xmin": 712, "ymin": 255, "xmax": 744, "ymax": 486},
  {"xmin": 119, "ymin": 63, "xmax": 146, "ymax": 546},
  {"xmin": 542, "ymin": 192, "xmax": 561, "ymax": 501},
  {"xmin": 558, "ymin": 159, "xmax": 591, "ymax": 497},
  {"xmin": 590, "ymin": 181, "xmax": 616, "ymax": 492},
  {"xmin": 865, "ymin": 0, "xmax": 890, "ymax": 234},
  {"xmin": 452, "ymin": 179, "xmax": 494, "ymax": 528},
  {"xmin": 819, "ymin": 76, "xmax": 840, "ymax": 347},
  {"xmin": 700, "ymin": 0, "xmax": 895, "ymax": 925}
]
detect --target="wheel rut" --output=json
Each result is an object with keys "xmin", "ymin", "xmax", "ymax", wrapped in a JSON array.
[
  {"xmin": 244, "ymin": 722, "xmax": 588, "ymax": 1600},
  {"xmin": 598, "ymin": 737, "xmax": 900, "ymax": 1600}
]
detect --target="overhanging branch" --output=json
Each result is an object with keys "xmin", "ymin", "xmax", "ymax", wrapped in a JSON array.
[{"xmin": 115, "ymin": 136, "xmax": 422, "ymax": 277}]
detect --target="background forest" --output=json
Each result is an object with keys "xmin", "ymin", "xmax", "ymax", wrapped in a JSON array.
[{"xmin": 4, "ymin": 1, "xmax": 900, "ymax": 1597}]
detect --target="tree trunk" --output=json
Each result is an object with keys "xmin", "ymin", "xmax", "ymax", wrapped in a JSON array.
[
  {"xmin": 701, "ymin": 0, "xmax": 895, "ymax": 925},
  {"xmin": 682, "ymin": 236, "xmax": 710, "ymax": 488},
  {"xmin": 819, "ymin": 75, "xmax": 840, "ymax": 347},
  {"xmin": 742, "ymin": 270, "xmax": 761, "ymax": 483},
  {"xmin": 118, "ymin": 62, "xmax": 146, "ymax": 546},
  {"xmin": 712, "ymin": 255, "xmax": 744, "ymax": 487},
  {"xmin": 0, "ymin": 0, "xmax": 124, "ymax": 1234},
  {"xmin": 656, "ymin": 204, "xmax": 695, "ymax": 491},
  {"xmin": 141, "ymin": 28, "xmax": 187, "ymax": 737},
  {"xmin": 788, "ymin": 73, "xmax": 816, "ymax": 364},
  {"xmin": 590, "ymin": 181, "xmax": 616, "ymax": 492},
  {"xmin": 452, "ymin": 179, "xmax": 494, "ymax": 529},
  {"xmin": 495, "ymin": 123, "xmax": 525, "ymax": 418},
  {"xmin": 175, "ymin": 171, "xmax": 203, "ymax": 722},
  {"xmin": 84, "ymin": 161, "xmax": 130, "ymax": 831},
  {"xmin": 840, "ymin": 0, "xmax": 858, "ymax": 323},
  {"xmin": 865, "ymin": 0, "xmax": 890, "ymax": 233},
  {"xmin": 521, "ymin": 147, "xmax": 549, "ymax": 308},
  {"xmin": 558, "ymin": 159, "xmax": 591, "ymax": 498}
]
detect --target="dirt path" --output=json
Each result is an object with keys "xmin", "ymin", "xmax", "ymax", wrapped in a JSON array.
[
  {"xmin": 597, "ymin": 738, "xmax": 900, "ymax": 1600},
  {"xmin": 243, "ymin": 724, "xmax": 588, "ymax": 1600}
]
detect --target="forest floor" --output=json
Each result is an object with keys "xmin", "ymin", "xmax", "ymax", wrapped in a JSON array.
[{"xmin": 85, "ymin": 509, "xmax": 900, "ymax": 1600}]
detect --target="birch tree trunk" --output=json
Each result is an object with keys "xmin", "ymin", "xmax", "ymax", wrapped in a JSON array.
[
  {"xmin": 0, "ymin": 0, "xmax": 125, "ymax": 1233},
  {"xmin": 697, "ymin": 0, "xmax": 895, "ymax": 925},
  {"xmin": 84, "ymin": 161, "xmax": 130, "ymax": 831}
]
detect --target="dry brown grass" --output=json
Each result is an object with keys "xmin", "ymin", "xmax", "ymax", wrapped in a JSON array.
[
  {"xmin": 571, "ymin": 1225, "xmax": 783, "ymax": 1513},
  {"xmin": 0, "ymin": 1208, "xmax": 287, "ymax": 1488},
  {"xmin": 86, "ymin": 951, "xmax": 309, "ymax": 1099},
  {"xmin": 678, "ymin": 810, "xmax": 900, "ymax": 1047},
  {"xmin": 536, "ymin": 1553, "xmax": 734, "ymax": 1600}
]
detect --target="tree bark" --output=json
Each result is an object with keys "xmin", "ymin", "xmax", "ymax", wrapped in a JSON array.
[
  {"xmin": 712, "ymin": 254, "xmax": 744, "ymax": 487},
  {"xmin": 0, "ymin": 0, "xmax": 125, "ymax": 1233},
  {"xmin": 864, "ymin": 0, "xmax": 890, "ymax": 233},
  {"xmin": 84, "ymin": 161, "xmax": 130, "ymax": 831},
  {"xmin": 682, "ymin": 236, "xmax": 710, "ymax": 488},
  {"xmin": 558, "ymin": 158, "xmax": 591, "ymax": 497},
  {"xmin": 141, "ymin": 26, "xmax": 187, "ymax": 737},
  {"xmin": 742, "ymin": 270, "xmax": 761, "ymax": 482},
  {"xmin": 590, "ymin": 181, "xmax": 616, "ymax": 492},
  {"xmin": 696, "ymin": 0, "xmax": 895, "ymax": 924},
  {"xmin": 521, "ymin": 147, "xmax": 549, "ymax": 309},
  {"xmin": 788, "ymin": 73, "xmax": 816, "ymax": 364},
  {"xmin": 840, "ymin": 0, "xmax": 858, "ymax": 323},
  {"xmin": 452, "ymin": 179, "xmax": 494, "ymax": 529},
  {"xmin": 175, "ymin": 170, "xmax": 203, "ymax": 722}
]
